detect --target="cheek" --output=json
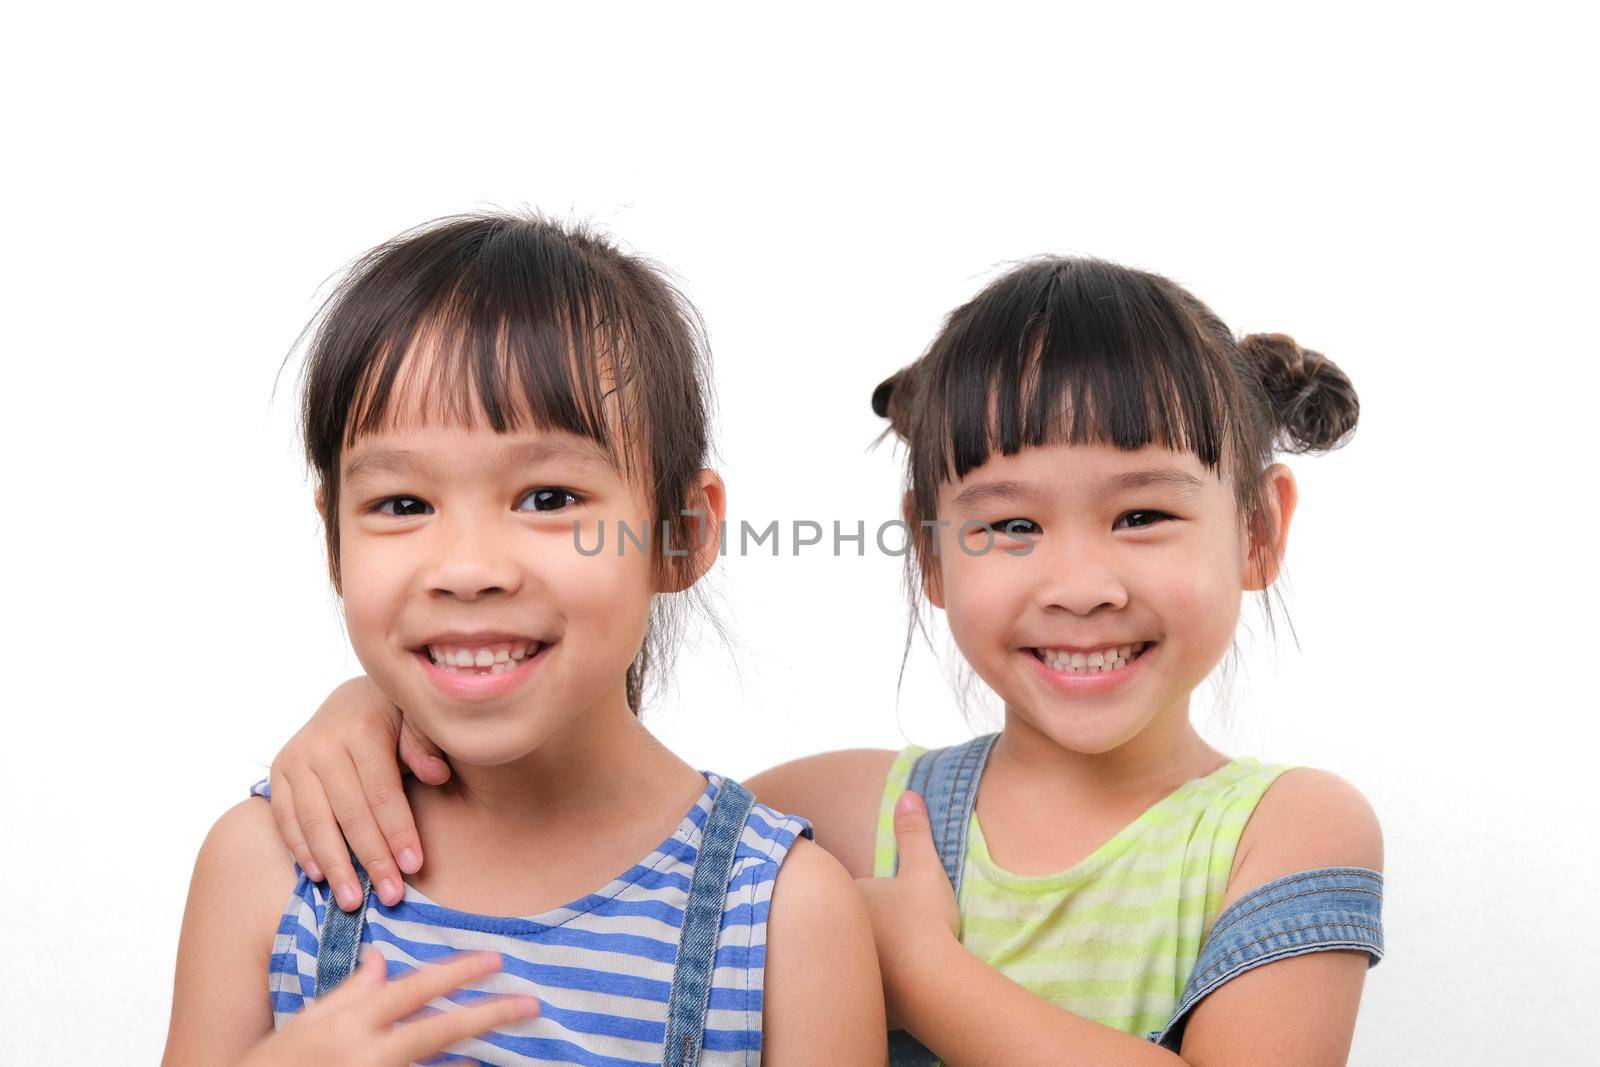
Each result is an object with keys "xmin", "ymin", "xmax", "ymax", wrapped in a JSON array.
[
  {"xmin": 334, "ymin": 547, "xmax": 409, "ymax": 646},
  {"xmin": 548, "ymin": 547, "xmax": 655, "ymax": 654},
  {"xmin": 1158, "ymin": 540, "xmax": 1245, "ymax": 646},
  {"xmin": 940, "ymin": 558, "xmax": 1022, "ymax": 660}
]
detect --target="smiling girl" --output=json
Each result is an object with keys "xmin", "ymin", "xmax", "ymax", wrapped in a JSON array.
[
  {"xmin": 160, "ymin": 213, "xmax": 884, "ymax": 1066},
  {"xmin": 254, "ymin": 255, "xmax": 1382, "ymax": 1064}
]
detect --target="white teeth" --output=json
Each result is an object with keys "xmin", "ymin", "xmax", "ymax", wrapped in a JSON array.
[
  {"xmin": 1034, "ymin": 642, "xmax": 1148, "ymax": 674},
  {"xmin": 425, "ymin": 641, "xmax": 538, "ymax": 675}
]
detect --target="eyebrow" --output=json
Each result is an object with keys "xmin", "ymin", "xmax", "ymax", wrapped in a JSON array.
[
  {"xmin": 342, "ymin": 437, "xmax": 614, "ymax": 487},
  {"xmin": 951, "ymin": 467, "xmax": 1208, "ymax": 512}
]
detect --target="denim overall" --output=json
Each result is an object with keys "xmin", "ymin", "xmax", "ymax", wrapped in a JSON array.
[
  {"xmin": 886, "ymin": 734, "xmax": 1385, "ymax": 1064},
  {"xmin": 314, "ymin": 777, "xmax": 760, "ymax": 1067}
]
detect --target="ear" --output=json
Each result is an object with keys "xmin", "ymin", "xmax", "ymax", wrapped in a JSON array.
[
  {"xmin": 315, "ymin": 483, "xmax": 328, "ymax": 525},
  {"xmin": 660, "ymin": 469, "xmax": 727, "ymax": 594},
  {"xmin": 1242, "ymin": 463, "xmax": 1298, "ymax": 590},
  {"xmin": 903, "ymin": 490, "xmax": 946, "ymax": 609}
]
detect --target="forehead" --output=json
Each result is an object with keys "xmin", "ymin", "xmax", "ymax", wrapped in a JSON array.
[
  {"xmin": 942, "ymin": 442, "xmax": 1225, "ymax": 508},
  {"xmin": 341, "ymin": 424, "xmax": 617, "ymax": 487}
]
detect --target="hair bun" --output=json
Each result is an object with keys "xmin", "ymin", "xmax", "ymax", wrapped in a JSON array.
[
  {"xmin": 1239, "ymin": 332, "xmax": 1360, "ymax": 453},
  {"xmin": 871, "ymin": 363, "xmax": 922, "ymax": 441},
  {"xmin": 871, "ymin": 375, "xmax": 896, "ymax": 419}
]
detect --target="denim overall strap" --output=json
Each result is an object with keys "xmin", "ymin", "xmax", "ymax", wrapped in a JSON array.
[
  {"xmin": 1150, "ymin": 865, "xmax": 1385, "ymax": 1050},
  {"xmin": 662, "ymin": 777, "xmax": 757, "ymax": 1067},
  {"xmin": 894, "ymin": 733, "xmax": 1001, "ymax": 895},
  {"xmin": 313, "ymin": 847, "xmax": 373, "ymax": 997},
  {"xmin": 888, "ymin": 733, "xmax": 1001, "ymax": 1067}
]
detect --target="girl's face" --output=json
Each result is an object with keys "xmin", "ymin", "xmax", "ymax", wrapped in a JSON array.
[
  {"xmin": 325, "ymin": 415, "xmax": 664, "ymax": 768},
  {"xmin": 928, "ymin": 441, "xmax": 1291, "ymax": 755}
]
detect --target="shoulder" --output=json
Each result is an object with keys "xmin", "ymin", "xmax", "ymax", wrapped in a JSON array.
[
  {"xmin": 1227, "ymin": 766, "xmax": 1384, "ymax": 905},
  {"xmin": 761, "ymin": 837, "xmax": 887, "ymax": 1063},
  {"xmin": 188, "ymin": 797, "xmax": 302, "ymax": 961},
  {"xmin": 201, "ymin": 795, "xmax": 299, "ymax": 877},
  {"xmin": 162, "ymin": 797, "xmax": 300, "ymax": 1065},
  {"xmin": 745, "ymin": 747, "xmax": 900, "ymax": 878}
]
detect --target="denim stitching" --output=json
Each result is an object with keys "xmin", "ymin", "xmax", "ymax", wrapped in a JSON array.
[{"xmin": 1204, "ymin": 869, "xmax": 1382, "ymax": 941}]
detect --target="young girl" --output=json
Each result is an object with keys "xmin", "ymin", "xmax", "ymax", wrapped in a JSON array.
[
  {"xmin": 257, "ymin": 256, "xmax": 1384, "ymax": 1064},
  {"xmin": 161, "ymin": 213, "xmax": 886, "ymax": 1066}
]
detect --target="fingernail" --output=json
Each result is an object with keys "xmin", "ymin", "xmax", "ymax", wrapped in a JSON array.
[
  {"xmin": 398, "ymin": 848, "xmax": 421, "ymax": 873},
  {"xmin": 378, "ymin": 877, "xmax": 401, "ymax": 905},
  {"xmin": 336, "ymin": 882, "xmax": 361, "ymax": 910},
  {"xmin": 897, "ymin": 791, "xmax": 925, "ymax": 814},
  {"xmin": 304, "ymin": 861, "xmax": 324, "ymax": 882}
]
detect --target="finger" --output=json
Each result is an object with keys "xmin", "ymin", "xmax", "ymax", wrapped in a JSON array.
[
  {"xmin": 370, "ymin": 951, "xmax": 506, "ymax": 1022},
  {"xmin": 388, "ymin": 992, "xmax": 539, "ymax": 1062},
  {"xmin": 399, "ymin": 715, "xmax": 452, "ymax": 787},
  {"xmin": 893, "ymin": 790, "xmax": 943, "ymax": 876},
  {"xmin": 350, "ymin": 735, "xmax": 426, "ymax": 881},
  {"xmin": 291, "ymin": 767, "xmax": 366, "ymax": 913},
  {"xmin": 268, "ymin": 768, "xmax": 323, "ymax": 883},
  {"xmin": 311, "ymin": 945, "xmax": 389, "ymax": 1012},
  {"xmin": 324, "ymin": 751, "xmax": 407, "ymax": 908}
]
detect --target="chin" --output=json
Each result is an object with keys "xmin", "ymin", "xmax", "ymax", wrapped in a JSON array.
[{"xmin": 1017, "ymin": 705, "xmax": 1154, "ymax": 756}]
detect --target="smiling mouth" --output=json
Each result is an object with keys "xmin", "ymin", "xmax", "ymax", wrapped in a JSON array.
[
  {"xmin": 1028, "ymin": 641, "xmax": 1153, "ymax": 675},
  {"xmin": 422, "ymin": 640, "xmax": 546, "ymax": 676}
]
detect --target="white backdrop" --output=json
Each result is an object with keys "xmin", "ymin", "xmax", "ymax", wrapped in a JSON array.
[{"xmin": 4, "ymin": 3, "xmax": 1594, "ymax": 1064}]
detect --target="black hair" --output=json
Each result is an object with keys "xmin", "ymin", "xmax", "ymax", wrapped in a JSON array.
[
  {"xmin": 873, "ymin": 256, "xmax": 1360, "ymax": 692},
  {"xmin": 293, "ymin": 211, "xmax": 715, "ymax": 713}
]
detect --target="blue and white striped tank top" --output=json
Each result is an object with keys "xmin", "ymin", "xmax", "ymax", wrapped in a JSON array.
[{"xmin": 250, "ymin": 772, "xmax": 813, "ymax": 1066}]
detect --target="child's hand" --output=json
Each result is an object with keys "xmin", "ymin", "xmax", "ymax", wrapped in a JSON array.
[
  {"xmin": 268, "ymin": 676, "xmax": 448, "ymax": 912},
  {"xmin": 853, "ymin": 790, "xmax": 961, "ymax": 1031},
  {"xmin": 235, "ymin": 947, "xmax": 536, "ymax": 1067}
]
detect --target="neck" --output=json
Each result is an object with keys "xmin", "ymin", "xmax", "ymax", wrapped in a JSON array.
[
  {"xmin": 992, "ymin": 694, "xmax": 1226, "ymax": 807},
  {"xmin": 426, "ymin": 682, "xmax": 692, "ymax": 838}
]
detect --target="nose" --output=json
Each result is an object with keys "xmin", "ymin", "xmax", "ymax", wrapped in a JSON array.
[
  {"xmin": 1031, "ymin": 535, "xmax": 1129, "ymax": 616},
  {"xmin": 423, "ymin": 514, "xmax": 524, "ymax": 601}
]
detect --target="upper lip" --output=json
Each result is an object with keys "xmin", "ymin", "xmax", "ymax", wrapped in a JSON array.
[
  {"xmin": 413, "ymin": 630, "xmax": 548, "ymax": 650},
  {"xmin": 1026, "ymin": 640, "xmax": 1152, "ymax": 653}
]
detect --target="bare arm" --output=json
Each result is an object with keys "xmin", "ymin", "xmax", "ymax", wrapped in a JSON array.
[
  {"xmin": 883, "ymin": 769, "xmax": 1383, "ymax": 1066},
  {"xmin": 161, "ymin": 798, "xmax": 302, "ymax": 1065},
  {"xmin": 745, "ymin": 748, "xmax": 897, "ymax": 878},
  {"xmin": 761, "ymin": 836, "xmax": 888, "ymax": 1065}
]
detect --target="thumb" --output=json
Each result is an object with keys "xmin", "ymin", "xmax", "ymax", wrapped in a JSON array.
[
  {"xmin": 894, "ymin": 790, "xmax": 942, "ymax": 877},
  {"xmin": 398, "ymin": 715, "xmax": 451, "ymax": 785}
]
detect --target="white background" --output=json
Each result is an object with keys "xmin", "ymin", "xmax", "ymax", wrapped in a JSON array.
[{"xmin": 3, "ymin": 3, "xmax": 1594, "ymax": 1064}]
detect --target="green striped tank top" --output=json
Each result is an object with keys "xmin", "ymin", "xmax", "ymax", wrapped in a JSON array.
[{"xmin": 873, "ymin": 745, "xmax": 1291, "ymax": 1047}]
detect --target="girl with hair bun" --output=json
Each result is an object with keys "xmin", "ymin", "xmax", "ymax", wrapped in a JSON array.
[{"xmin": 261, "ymin": 255, "xmax": 1383, "ymax": 1065}]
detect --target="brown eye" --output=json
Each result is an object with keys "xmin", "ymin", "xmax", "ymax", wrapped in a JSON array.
[
  {"xmin": 1115, "ymin": 510, "xmax": 1173, "ymax": 530},
  {"xmin": 373, "ymin": 496, "xmax": 431, "ymax": 517},
  {"xmin": 520, "ymin": 488, "xmax": 581, "ymax": 513},
  {"xmin": 998, "ymin": 518, "xmax": 1041, "ymax": 537}
]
